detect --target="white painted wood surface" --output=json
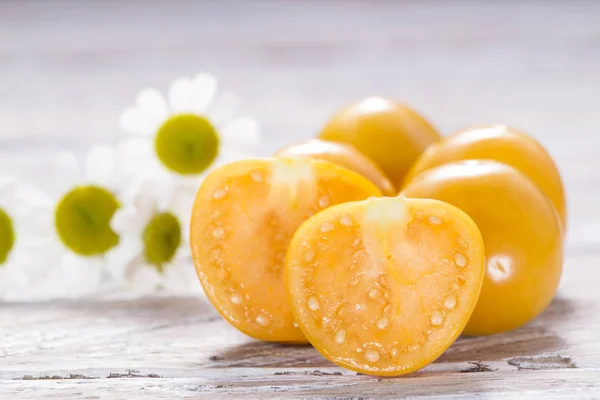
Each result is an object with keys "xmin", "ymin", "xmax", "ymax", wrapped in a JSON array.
[{"xmin": 1, "ymin": 1, "xmax": 599, "ymax": 398}]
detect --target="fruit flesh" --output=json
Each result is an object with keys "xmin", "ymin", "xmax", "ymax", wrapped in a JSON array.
[
  {"xmin": 286, "ymin": 197, "xmax": 485, "ymax": 375},
  {"xmin": 190, "ymin": 157, "xmax": 382, "ymax": 342},
  {"xmin": 276, "ymin": 139, "xmax": 396, "ymax": 196},
  {"xmin": 401, "ymin": 160, "xmax": 563, "ymax": 335},
  {"xmin": 319, "ymin": 97, "xmax": 440, "ymax": 188},
  {"xmin": 403, "ymin": 125, "xmax": 567, "ymax": 230}
]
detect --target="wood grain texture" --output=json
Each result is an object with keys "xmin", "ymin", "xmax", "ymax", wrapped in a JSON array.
[
  {"xmin": 1, "ymin": 254, "xmax": 599, "ymax": 398},
  {"xmin": 1, "ymin": 0, "xmax": 599, "ymax": 398}
]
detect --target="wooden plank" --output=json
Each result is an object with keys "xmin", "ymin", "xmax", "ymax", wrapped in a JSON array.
[
  {"xmin": 2, "ymin": 370, "xmax": 600, "ymax": 400},
  {"xmin": 1, "ymin": 253, "xmax": 599, "ymax": 397}
]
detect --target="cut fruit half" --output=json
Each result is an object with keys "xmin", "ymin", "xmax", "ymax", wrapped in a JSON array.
[
  {"xmin": 285, "ymin": 197, "xmax": 485, "ymax": 375},
  {"xmin": 190, "ymin": 157, "xmax": 382, "ymax": 342}
]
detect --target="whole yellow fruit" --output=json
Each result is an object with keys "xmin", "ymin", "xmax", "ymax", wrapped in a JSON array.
[
  {"xmin": 403, "ymin": 125, "xmax": 566, "ymax": 230},
  {"xmin": 319, "ymin": 97, "xmax": 440, "ymax": 188},
  {"xmin": 401, "ymin": 160, "xmax": 563, "ymax": 335}
]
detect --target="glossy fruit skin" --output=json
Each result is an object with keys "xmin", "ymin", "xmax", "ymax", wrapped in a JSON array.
[
  {"xmin": 319, "ymin": 97, "xmax": 440, "ymax": 188},
  {"xmin": 276, "ymin": 139, "xmax": 396, "ymax": 196},
  {"xmin": 403, "ymin": 125, "xmax": 566, "ymax": 230},
  {"xmin": 401, "ymin": 160, "xmax": 563, "ymax": 336}
]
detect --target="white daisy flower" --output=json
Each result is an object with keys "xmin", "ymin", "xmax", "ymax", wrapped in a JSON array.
[
  {"xmin": 0, "ymin": 172, "xmax": 121, "ymax": 301},
  {"xmin": 110, "ymin": 176, "xmax": 201, "ymax": 295},
  {"xmin": 48, "ymin": 145, "xmax": 137, "ymax": 295},
  {"xmin": 0, "ymin": 176, "xmax": 58, "ymax": 300},
  {"xmin": 119, "ymin": 72, "xmax": 261, "ymax": 187},
  {"xmin": 53, "ymin": 147, "xmax": 122, "ymax": 257}
]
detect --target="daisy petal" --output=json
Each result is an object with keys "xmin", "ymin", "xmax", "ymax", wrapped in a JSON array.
[
  {"xmin": 128, "ymin": 266, "xmax": 162, "ymax": 294},
  {"xmin": 170, "ymin": 199, "xmax": 194, "ymax": 228},
  {"xmin": 134, "ymin": 181, "xmax": 161, "ymax": 221},
  {"xmin": 190, "ymin": 72, "xmax": 218, "ymax": 114},
  {"xmin": 180, "ymin": 222, "xmax": 191, "ymax": 246},
  {"xmin": 167, "ymin": 185, "xmax": 195, "ymax": 215},
  {"xmin": 177, "ymin": 175, "xmax": 204, "ymax": 193},
  {"xmin": 115, "ymin": 138, "xmax": 161, "ymax": 182},
  {"xmin": 163, "ymin": 261, "xmax": 201, "ymax": 295},
  {"xmin": 15, "ymin": 184, "xmax": 52, "ymax": 208},
  {"xmin": 111, "ymin": 206, "xmax": 146, "ymax": 236},
  {"xmin": 173, "ymin": 244, "xmax": 193, "ymax": 263},
  {"xmin": 50, "ymin": 253, "xmax": 103, "ymax": 298},
  {"xmin": 206, "ymin": 91, "xmax": 241, "ymax": 125},
  {"xmin": 120, "ymin": 106, "xmax": 155, "ymax": 136},
  {"xmin": 167, "ymin": 188, "xmax": 195, "ymax": 242},
  {"xmin": 135, "ymin": 87, "xmax": 168, "ymax": 125},
  {"xmin": 168, "ymin": 76, "xmax": 194, "ymax": 113},
  {"xmin": 85, "ymin": 145, "xmax": 116, "ymax": 187},
  {"xmin": 220, "ymin": 117, "xmax": 261, "ymax": 151},
  {"xmin": 131, "ymin": 176, "xmax": 176, "ymax": 213},
  {"xmin": 105, "ymin": 237, "xmax": 143, "ymax": 284}
]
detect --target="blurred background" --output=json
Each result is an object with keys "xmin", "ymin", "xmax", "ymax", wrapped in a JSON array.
[{"xmin": 0, "ymin": 0, "xmax": 598, "ymax": 251}]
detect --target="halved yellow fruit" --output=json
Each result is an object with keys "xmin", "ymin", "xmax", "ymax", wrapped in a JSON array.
[
  {"xmin": 190, "ymin": 157, "xmax": 381, "ymax": 342},
  {"xmin": 286, "ymin": 196, "xmax": 485, "ymax": 375}
]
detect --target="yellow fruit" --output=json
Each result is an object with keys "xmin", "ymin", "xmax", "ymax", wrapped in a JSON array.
[
  {"xmin": 190, "ymin": 157, "xmax": 381, "ymax": 342},
  {"xmin": 402, "ymin": 160, "xmax": 563, "ymax": 335},
  {"xmin": 276, "ymin": 139, "xmax": 396, "ymax": 195},
  {"xmin": 319, "ymin": 97, "xmax": 440, "ymax": 188},
  {"xmin": 286, "ymin": 196, "xmax": 485, "ymax": 375},
  {"xmin": 403, "ymin": 125, "xmax": 566, "ymax": 230}
]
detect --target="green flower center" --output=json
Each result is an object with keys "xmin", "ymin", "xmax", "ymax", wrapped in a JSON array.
[
  {"xmin": 0, "ymin": 207, "xmax": 15, "ymax": 266},
  {"xmin": 55, "ymin": 185, "xmax": 120, "ymax": 256},
  {"xmin": 155, "ymin": 114, "xmax": 220, "ymax": 175},
  {"xmin": 142, "ymin": 211, "xmax": 181, "ymax": 271}
]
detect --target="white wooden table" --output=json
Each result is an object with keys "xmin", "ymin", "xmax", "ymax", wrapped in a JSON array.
[{"xmin": 1, "ymin": 1, "xmax": 599, "ymax": 398}]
